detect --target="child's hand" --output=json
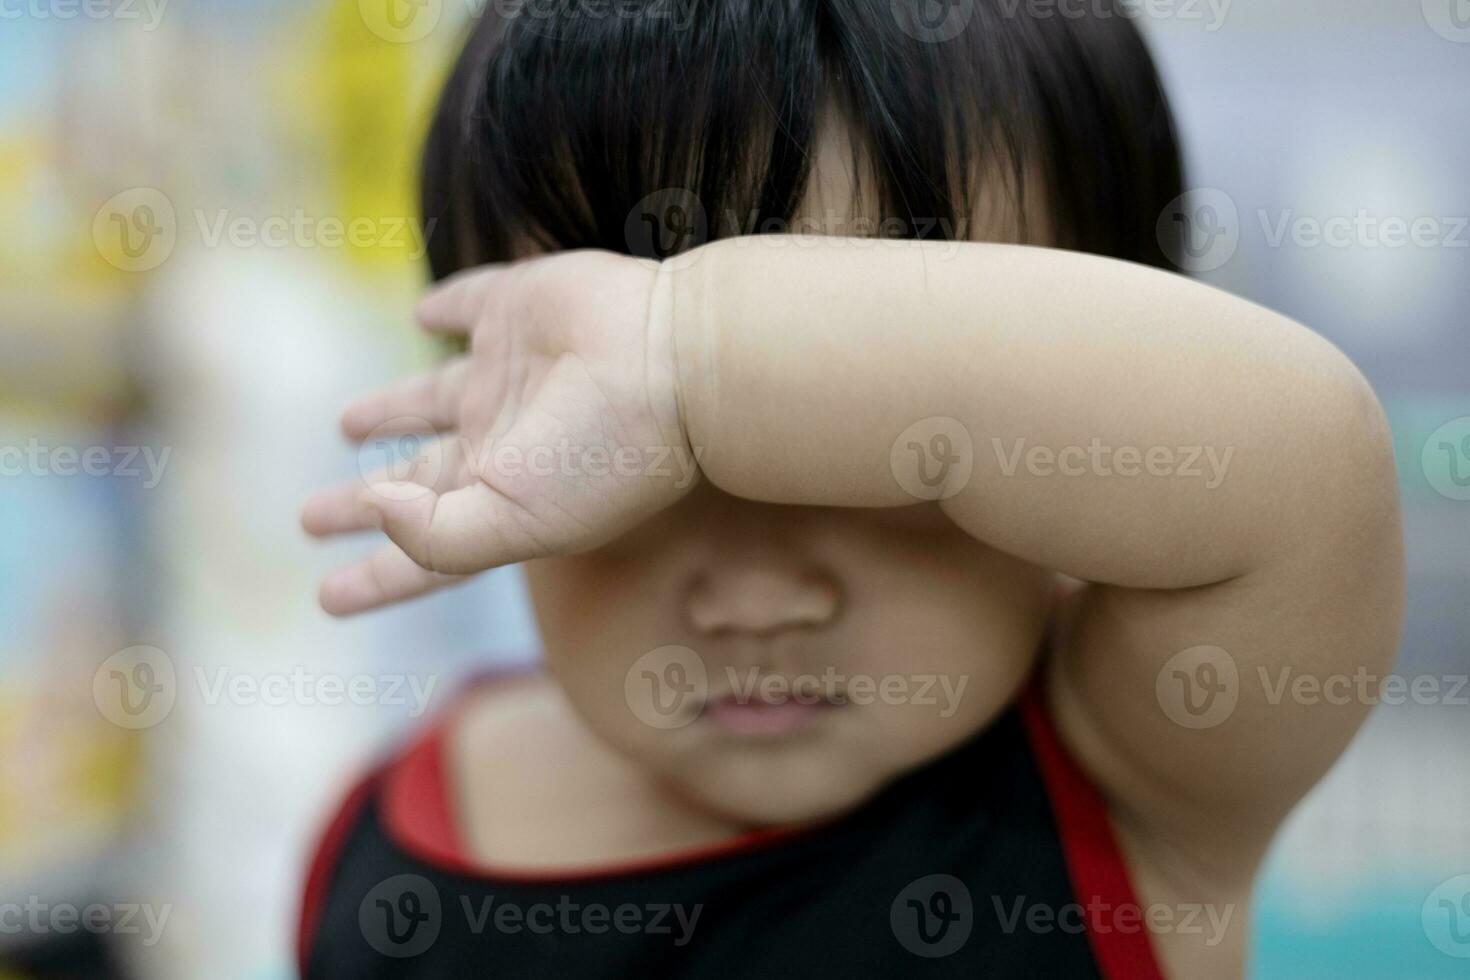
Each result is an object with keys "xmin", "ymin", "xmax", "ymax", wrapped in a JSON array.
[{"xmin": 301, "ymin": 251, "xmax": 692, "ymax": 615}]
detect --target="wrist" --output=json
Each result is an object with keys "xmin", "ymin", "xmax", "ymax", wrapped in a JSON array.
[{"xmin": 646, "ymin": 255, "xmax": 701, "ymax": 475}]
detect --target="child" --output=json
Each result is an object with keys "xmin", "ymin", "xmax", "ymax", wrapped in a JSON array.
[{"xmin": 297, "ymin": 3, "xmax": 1403, "ymax": 977}]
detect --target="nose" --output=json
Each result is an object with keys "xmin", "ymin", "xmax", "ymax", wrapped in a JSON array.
[{"xmin": 684, "ymin": 563, "xmax": 842, "ymax": 637}]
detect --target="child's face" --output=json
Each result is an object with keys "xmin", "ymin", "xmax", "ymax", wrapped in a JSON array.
[
  {"xmin": 527, "ymin": 487, "xmax": 1051, "ymax": 824},
  {"xmin": 524, "ymin": 120, "xmax": 1054, "ymax": 825}
]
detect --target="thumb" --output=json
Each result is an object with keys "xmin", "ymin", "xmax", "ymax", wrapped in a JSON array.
[{"xmin": 359, "ymin": 481, "xmax": 539, "ymax": 574}]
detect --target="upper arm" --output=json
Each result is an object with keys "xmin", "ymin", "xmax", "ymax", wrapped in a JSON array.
[{"xmin": 1047, "ymin": 375, "xmax": 1404, "ymax": 875}]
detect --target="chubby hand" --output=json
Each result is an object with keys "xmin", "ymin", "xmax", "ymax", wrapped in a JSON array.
[{"xmin": 301, "ymin": 251, "xmax": 694, "ymax": 615}]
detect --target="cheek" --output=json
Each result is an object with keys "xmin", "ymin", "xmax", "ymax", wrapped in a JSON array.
[
  {"xmin": 525, "ymin": 559, "xmax": 641, "ymax": 722},
  {"xmin": 840, "ymin": 534, "xmax": 1049, "ymax": 668},
  {"xmin": 832, "ymin": 542, "xmax": 1049, "ymax": 745},
  {"xmin": 526, "ymin": 556, "xmax": 702, "ymax": 760}
]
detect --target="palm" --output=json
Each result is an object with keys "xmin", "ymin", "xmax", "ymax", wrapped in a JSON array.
[{"xmin": 301, "ymin": 252, "xmax": 691, "ymax": 615}]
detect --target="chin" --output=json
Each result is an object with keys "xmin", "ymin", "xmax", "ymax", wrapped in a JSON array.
[{"xmin": 674, "ymin": 747, "xmax": 889, "ymax": 827}]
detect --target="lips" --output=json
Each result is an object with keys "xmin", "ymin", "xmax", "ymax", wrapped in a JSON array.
[{"xmin": 701, "ymin": 690, "xmax": 837, "ymax": 737}]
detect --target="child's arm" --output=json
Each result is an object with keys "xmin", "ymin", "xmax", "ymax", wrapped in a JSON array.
[
  {"xmin": 307, "ymin": 238, "xmax": 1401, "ymax": 886},
  {"xmin": 663, "ymin": 236, "xmax": 1403, "ymax": 871},
  {"xmin": 669, "ymin": 238, "xmax": 1388, "ymax": 589}
]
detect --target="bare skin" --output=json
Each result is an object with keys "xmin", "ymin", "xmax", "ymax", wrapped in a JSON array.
[{"xmin": 302, "ymin": 136, "xmax": 1402, "ymax": 978}]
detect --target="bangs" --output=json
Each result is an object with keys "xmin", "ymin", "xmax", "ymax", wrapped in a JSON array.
[{"xmin": 420, "ymin": 0, "xmax": 1185, "ymax": 280}]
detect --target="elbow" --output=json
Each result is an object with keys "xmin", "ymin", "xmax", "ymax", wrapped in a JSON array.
[
  {"xmin": 1310, "ymin": 365, "xmax": 1404, "ymax": 573},
  {"xmin": 1264, "ymin": 351, "xmax": 1403, "ymax": 569},
  {"xmin": 1332, "ymin": 367, "xmax": 1398, "ymax": 516}
]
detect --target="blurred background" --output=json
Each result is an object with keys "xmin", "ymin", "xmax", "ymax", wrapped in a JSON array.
[{"xmin": 0, "ymin": 0, "xmax": 1465, "ymax": 977}]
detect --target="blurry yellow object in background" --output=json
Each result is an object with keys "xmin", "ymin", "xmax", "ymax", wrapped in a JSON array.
[{"xmin": 285, "ymin": 0, "xmax": 448, "ymax": 274}]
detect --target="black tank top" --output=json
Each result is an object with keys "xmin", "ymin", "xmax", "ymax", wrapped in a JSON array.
[{"xmin": 298, "ymin": 674, "xmax": 1163, "ymax": 978}]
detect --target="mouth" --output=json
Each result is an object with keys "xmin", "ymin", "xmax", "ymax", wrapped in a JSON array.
[{"xmin": 700, "ymin": 687, "xmax": 842, "ymax": 738}]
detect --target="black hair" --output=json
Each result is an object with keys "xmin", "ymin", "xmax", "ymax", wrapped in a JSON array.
[{"xmin": 420, "ymin": 0, "xmax": 1185, "ymax": 280}]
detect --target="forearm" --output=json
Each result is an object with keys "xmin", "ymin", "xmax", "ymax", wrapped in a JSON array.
[{"xmin": 664, "ymin": 236, "xmax": 1391, "ymax": 589}]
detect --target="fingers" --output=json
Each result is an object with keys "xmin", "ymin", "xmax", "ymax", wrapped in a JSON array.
[
  {"xmin": 414, "ymin": 265, "xmax": 505, "ymax": 336},
  {"xmin": 360, "ymin": 481, "xmax": 546, "ymax": 575},
  {"xmin": 318, "ymin": 543, "xmax": 465, "ymax": 616},
  {"xmin": 339, "ymin": 359, "xmax": 468, "ymax": 441},
  {"xmin": 306, "ymin": 436, "xmax": 474, "ymax": 614},
  {"xmin": 301, "ymin": 478, "xmax": 379, "ymax": 536},
  {"xmin": 302, "ymin": 437, "xmax": 465, "ymax": 538}
]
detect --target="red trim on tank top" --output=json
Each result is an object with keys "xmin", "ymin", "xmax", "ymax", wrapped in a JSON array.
[
  {"xmin": 379, "ymin": 709, "xmax": 819, "ymax": 884},
  {"xmin": 368, "ymin": 668, "xmax": 1166, "ymax": 978},
  {"xmin": 1019, "ymin": 681, "xmax": 1167, "ymax": 980}
]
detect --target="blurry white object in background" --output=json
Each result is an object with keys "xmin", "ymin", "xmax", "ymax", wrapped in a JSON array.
[{"xmin": 127, "ymin": 244, "xmax": 536, "ymax": 980}]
